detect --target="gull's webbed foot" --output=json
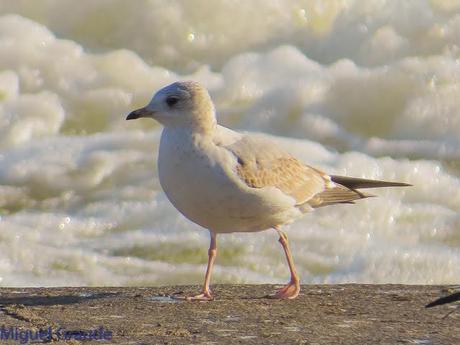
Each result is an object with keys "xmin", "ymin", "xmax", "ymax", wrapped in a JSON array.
[
  {"xmin": 174, "ymin": 289, "xmax": 214, "ymax": 301},
  {"xmin": 270, "ymin": 279, "xmax": 300, "ymax": 299}
]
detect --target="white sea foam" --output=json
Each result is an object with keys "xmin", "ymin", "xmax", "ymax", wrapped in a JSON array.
[{"xmin": 0, "ymin": 2, "xmax": 458, "ymax": 286}]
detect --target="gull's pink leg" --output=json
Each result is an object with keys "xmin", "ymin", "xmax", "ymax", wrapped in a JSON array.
[
  {"xmin": 271, "ymin": 227, "xmax": 300, "ymax": 299},
  {"xmin": 181, "ymin": 231, "xmax": 217, "ymax": 301}
]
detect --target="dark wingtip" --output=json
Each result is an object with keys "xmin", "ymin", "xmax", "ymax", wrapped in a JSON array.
[
  {"xmin": 382, "ymin": 182, "xmax": 413, "ymax": 188},
  {"xmin": 425, "ymin": 292, "xmax": 460, "ymax": 308},
  {"xmin": 426, "ymin": 300, "xmax": 439, "ymax": 308},
  {"xmin": 395, "ymin": 182, "xmax": 412, "ymax": 187},
  {"xmin": 330, "ymin": 175, "xmax": 413, "ymax": 189}
]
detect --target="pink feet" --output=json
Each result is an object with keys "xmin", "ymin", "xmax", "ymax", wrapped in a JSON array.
[
  {"xmin": 173, "ymin": 289, "xmax": 214, "ymax": 301},
  {"xmin": 185, "ymin": 290, "xmax": 214, "ymax": 301},
  {"xmin": 271, "ymin": 279, "xmax": 300, "ymax": 299}
]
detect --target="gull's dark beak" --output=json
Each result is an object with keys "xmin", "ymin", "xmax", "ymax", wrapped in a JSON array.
[{"xmin": 126, "ymin": 107, "xmax": 150, "ymax": 120}]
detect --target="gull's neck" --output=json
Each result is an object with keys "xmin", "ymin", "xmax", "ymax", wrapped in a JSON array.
[
  {"xmin": 163, "ymin": 117, "xmax": 217, "ymax": 143},
  {"xmin": 188, "ymin": 98, "xmax": 217, "ymax": 136},
  {"xmin": 189, "ymin": 114, "xmax": 217, "ymax": 136}
]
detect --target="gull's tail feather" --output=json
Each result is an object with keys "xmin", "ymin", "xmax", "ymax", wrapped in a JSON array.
[
  {"xmin": 330, "ymin": 175, "xmax": 412, "ymax": 189},
  {"xmin": 308, "ymin": 185, "xmax": 374, "ymax": 208}
]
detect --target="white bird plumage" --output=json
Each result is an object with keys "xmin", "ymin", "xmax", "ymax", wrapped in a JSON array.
[{"xmin": 126, "ymin": 80, "xmax": 410, "ymax": 300}]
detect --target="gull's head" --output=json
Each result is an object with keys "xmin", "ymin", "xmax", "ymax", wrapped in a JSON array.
[{"xmin": 126, "ymin": 81, "xmax": 216, "ymax": 133}]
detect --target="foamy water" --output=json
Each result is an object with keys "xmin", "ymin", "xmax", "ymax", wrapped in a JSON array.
[{"xmin": 0, "ymin": 1, "xmax": 459, "ymax": 287}]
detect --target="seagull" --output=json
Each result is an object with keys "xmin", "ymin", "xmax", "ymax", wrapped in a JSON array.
[
  {"xmin": 426, "ymin": 287, "xmax": 460, "ymax": 318},
  {"xmin": 126, "ymin": 81, "xmax": 411, "ymax": 301}
]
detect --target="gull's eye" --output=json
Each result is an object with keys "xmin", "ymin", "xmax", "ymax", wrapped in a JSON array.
[{"xmin": 166, "ymin": 96, "xmax": 179, "ymax": 107}]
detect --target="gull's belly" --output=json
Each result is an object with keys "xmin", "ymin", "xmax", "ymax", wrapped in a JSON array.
[
  {"xmin": 158, "ymin": 147, "xmax": 258, "ymax": 232},
  {"xmin": 158, "ymin": 131, "xmax": 300, "ymax": 232}
]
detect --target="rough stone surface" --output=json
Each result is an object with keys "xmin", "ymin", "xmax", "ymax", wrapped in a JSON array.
[{"xmin": 0, "ymin": 285, "xmax": 458, "ymax": 344}]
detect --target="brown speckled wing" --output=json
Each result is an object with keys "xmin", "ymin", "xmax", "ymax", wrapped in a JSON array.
[{"xmin": 224, "ymin": 135, "xmax": 327, "ymax": 205}]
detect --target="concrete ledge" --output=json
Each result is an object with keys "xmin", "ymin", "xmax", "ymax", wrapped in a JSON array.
[{"xmin": 0, "ymin": 285, "xmax": 458, "ymax": 344}]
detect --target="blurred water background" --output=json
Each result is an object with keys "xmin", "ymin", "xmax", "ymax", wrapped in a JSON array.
[{"xmin": 0, "ymin": 0, "xmax": 458, "ymax": 286}]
